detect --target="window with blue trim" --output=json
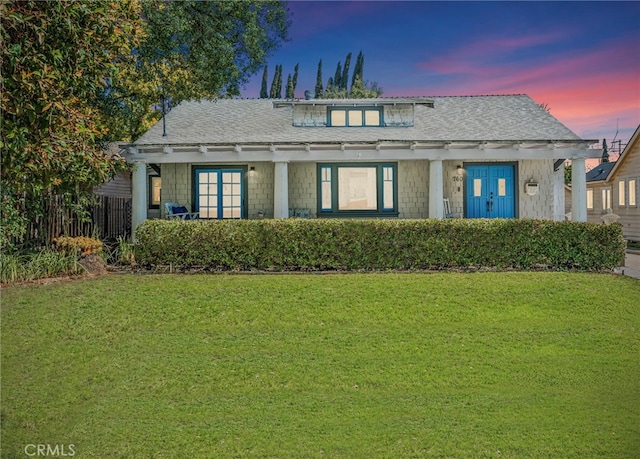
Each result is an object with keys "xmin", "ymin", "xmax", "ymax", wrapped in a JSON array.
[
  {"xmin": 327, "ymin": 107, "xmax": 383, "ymax": 127},
  {"xmin": 318, "ymin": 163, "xmax": 397, "ymax": 217},
  {"xmin": 194, "ymin": 168, "xmax": 245, "ymax": 219}
]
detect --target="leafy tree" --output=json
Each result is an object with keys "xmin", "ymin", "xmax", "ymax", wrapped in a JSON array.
[
  {"xmin": 564, "ymin": 163, "xmax": 572, "ymax": 185},
  {"xmin": 315, "ymin": 59, "xmax": 324, "ymax": 98},
  {"xmin": 260, "ymin": 66, "xmax": 269, "ymax": 98},
  {"xmin": 109, "ymin": 0, "xmax": 290, "ymax": 139},
  {"xmin": 1, "ymin": 0, "xmax": 140, "ymax": 249}
]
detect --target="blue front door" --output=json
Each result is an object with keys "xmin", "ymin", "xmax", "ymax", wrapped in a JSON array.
[{"xmin": 466, "ymin": 164, "xmax": 516, "ymax": 218}]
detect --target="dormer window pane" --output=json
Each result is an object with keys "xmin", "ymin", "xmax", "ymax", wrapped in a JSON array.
[
  {"xmin": 364, "ymin": 110, "xmax": 380, "ymax": 126},
  {"xmin": 332, "ymin": 110, "xmax": 346, "ymax": 126},
  {"xmin": 348, "ymin": 110, "xmax": 363, "ymax": 126}
]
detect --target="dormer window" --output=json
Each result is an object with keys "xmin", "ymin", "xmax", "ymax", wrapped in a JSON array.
[{"xmin": 327, "ymin": 107, "xmax": 383, "ymax": 127}]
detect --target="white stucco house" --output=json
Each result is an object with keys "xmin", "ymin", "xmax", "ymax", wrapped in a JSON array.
[{"xmin": 123, "ymin": 95, "xmax": 601, "ymax": 233}]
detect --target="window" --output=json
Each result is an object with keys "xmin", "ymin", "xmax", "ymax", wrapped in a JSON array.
[
  {"xmin": 318, "ymin": 163, "xmax": 397, "ymax": 216},
  {"xmin": 327, "ymin": 107, "xmax": 383, "ymax": 127},
  {"xmin": 587, "ymin": 189, "xmax": 593, "ymax": 210},
  {"xmin": 629, "ymin": 179, "xmax": 637, "ymax": 206},
  {"xmin": 602, "ymin": 188, "xmax": 611, "ymax": 211},
  {"xmin": 149, "ymin": 176, "xmax": 161, "ymax": 209},
  {"xmin": 193, "ymin": 168, "xmax": 245, "ymax": 219},
  {"xmin": 618, "ymin": 180, "xmax": 626, "ymax": 206}
]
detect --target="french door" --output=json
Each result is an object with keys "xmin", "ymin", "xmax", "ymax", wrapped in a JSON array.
[
  {"xmin": 195, "ymin": 169, "xmax": 244, "ymax": 219},
  {"xmin": 465, "ymin": 164, "xmax": 516, "ymax": 218}
]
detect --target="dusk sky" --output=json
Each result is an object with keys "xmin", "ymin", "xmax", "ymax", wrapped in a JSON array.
[{"xmin": 242, "ymin": 1, "xmax": 640, "ymax": 151}]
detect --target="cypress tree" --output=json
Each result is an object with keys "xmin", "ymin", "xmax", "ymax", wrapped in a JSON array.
[
  {"xmin": 333, "ymin": 62, "xmax": 342, "ymax": 91},
  {"xmin": 269, "ymin": 64, "xmax": 278, "ymax": 98},
  {"xmin": 286, "ymin": 73, "xmax": 293, "ymax": 99},
  {"xmin": 326, "ymin": 77, "xmax": 334, "ymax": 96},
  {"xmin": 260, "ymin": 66, "xmax": 268, "ymax": 98},
  {"xmin": 351, "ymin": 51, "xmax": 364, "ymax": 89},
  {"xmin": 315, "ymin": 59, "xmax": 323, "ymax": 98},
  {"xmin": 292, "ymin": 63, "xmax": 299, "ymax": 96},
  {"xmin": 602, "ymin": 139, "xmax": 609, "ymax": 163},
  {"xmin": 276, "ymin": 64, "xmax": 283, "ymax": 98},
  {"xmin": 341, "ymin": 52, "xmax": 352, "ymax": 91}
]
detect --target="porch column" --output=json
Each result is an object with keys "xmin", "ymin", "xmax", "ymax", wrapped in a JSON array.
[
  {"xmin": 553, "ymin": 164, "xmax": 566, "ymax": 221},
  {"xmin": 131, "ymin": 161, "xmax": 147, "ymax": 238},
  {"xmin": 571, "ymin": 158, "xmax": 587, "ymax": 222},
  {"xmin": 429, "ymin": 160, "xmax": 444, "ymax": 219},
  {"xmin": 273, "ymin": 161, "xmax": 289, "ymax": 219}
]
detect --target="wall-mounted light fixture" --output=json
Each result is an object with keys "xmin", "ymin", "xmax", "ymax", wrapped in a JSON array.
[
  {"xmin": 456, "ymin": 165, "xmax": 463, "ymax": 176},
  {"xmin": 248, "ymin": 166, "xmax": 256, "ymax": 178}
]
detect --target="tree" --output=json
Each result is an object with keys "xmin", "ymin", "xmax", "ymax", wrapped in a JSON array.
[
  {"xmin": 292, "ymin": 63, "xmax": 299, "ymax": 97},
  {"xmin": 270, "ymin": 64, "xmax": 282, "ymax": 98},
  {"xmin": 285, "ymin": 73, "xmax": 293, "ymax": 99},
  {"xmin": 260, "ymin": 66, "xmax": 269, "ymax": 98},
  {"xmin": 1, "ymin": 0, "xmax": 291, "ymax": 249},
  {"xmin": 564, "ymin": 163, "xmax": 572, "ymax": 185},
  {"xmin": 602, "ymin": 138, "xmax": 609, "ymax": 163},
  {"xmin": 109, "ymin": 0, "xmax": 290, "ymax": 139},
  {"xmin": 351, "ymin": 50, "xmax": 364, "ymax": 89},
  {"xmin": 1, "ymin": 0, "xmax": 140, "ymax": 249},
  {"xmin": 340, "ymin": 52, "xmax": 352, "ymax": 91},
  {"xmin": 315, "ymin": 59, "xmax": 324, "ymax": 98},
  {"xmin": 333, "ymin": 61, "xmax": 342, "ymax": 91}
]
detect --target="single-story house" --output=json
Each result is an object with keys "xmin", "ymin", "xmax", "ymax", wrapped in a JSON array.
[{"xmin": 123, "ymin": 95, "xmax": 601, "ymax": 233}]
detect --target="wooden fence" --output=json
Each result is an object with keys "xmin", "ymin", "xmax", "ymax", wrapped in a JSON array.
[{"xmin": 21, "ymin": 194, "xmax": 132, "ymax": 247}]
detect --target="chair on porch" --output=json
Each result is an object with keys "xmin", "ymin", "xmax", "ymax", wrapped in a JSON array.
[
  {"xmin": 164, "ymin": 202, "xmax": 199, "ymax": 220},
  {"xmin": 443, "ymin": 198, "xmax": 461, "ymax": 218}
]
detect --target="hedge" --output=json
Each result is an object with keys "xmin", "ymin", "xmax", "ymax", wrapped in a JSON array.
[{"xmin": 134, "ymin": 219, "xmax": 626, "ymax": 272}]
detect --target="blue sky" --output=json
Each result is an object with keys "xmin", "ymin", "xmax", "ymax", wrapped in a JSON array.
[{"xmin": 241, "ymin": 1, "xmax": 640, "ymax": 149}]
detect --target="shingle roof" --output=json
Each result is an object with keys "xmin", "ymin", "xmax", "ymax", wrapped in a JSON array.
[
  {"xmin": 133, "ymin": 95, "xmax": 584, "ymax": 146},
  {"xmin": 586, "ymin": 161, "xmax": 616, "ymax": 182}
]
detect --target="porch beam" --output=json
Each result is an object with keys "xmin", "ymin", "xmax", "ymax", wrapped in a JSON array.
[{"xmin": 125, "ymin": 147, "xmax": 601, "ymax": 164}]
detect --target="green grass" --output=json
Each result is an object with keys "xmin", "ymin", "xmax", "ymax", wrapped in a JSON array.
[{"xmin": 2, "ymin": 273, "xmax": 639, "ymax": 458}]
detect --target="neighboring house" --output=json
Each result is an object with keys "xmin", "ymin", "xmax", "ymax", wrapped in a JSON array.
[
  {"xmin": 123, "ymin": 95, "xmax": 601, "ymax": 232},
  {"xmin": 583, "ymin": 160, "xmax": 617, "ymax": 223},
  {"xmin": 607, "ymin": 125, "xmax": 640, "ymax": 241},
  {"xmin": 94, "ymin": 143, "xmax": 132, "ymax": 198}
]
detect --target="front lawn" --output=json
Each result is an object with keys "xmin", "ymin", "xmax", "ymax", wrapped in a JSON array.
[{"xmin": 2, "ymin": 273, "xmax": 639, "ymax": 458}]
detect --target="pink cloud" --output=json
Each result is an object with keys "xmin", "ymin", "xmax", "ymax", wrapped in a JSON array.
[{"xmin": 403, "ymin": 35, "xmax": 640, "ymax": 143}]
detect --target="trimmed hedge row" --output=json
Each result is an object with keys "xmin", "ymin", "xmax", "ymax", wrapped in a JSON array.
[{"xmin": 135, "ymin": 219, "xmax": 626, "ymax": 272}]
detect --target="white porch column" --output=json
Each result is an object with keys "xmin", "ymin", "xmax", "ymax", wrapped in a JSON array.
[
  {"xmin": 571, "ymin": 158, "xmax": 587, "ymax": 222},
  {"xmin": 131, "ymin": 161, "xmax": 147, "ymax": 238},
  {"xmin": 553, "ymin": 164, "xmax": 566, "ymax": 221},
  {"xmin": 273, "ymin": 161, "xmax": 289, "ymax": 219},
  {"xmin": 429, "ymin": 160, "xmax": 444, "ymax": 219}
]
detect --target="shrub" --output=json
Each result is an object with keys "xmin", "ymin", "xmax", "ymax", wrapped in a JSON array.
[
  {"xmin": 134, "ymin": 219, "xmax": 626, "ymax": 272},
  {"xmin": 54, "ymin": 236, "xmax": 103, "ymax": 256}
]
